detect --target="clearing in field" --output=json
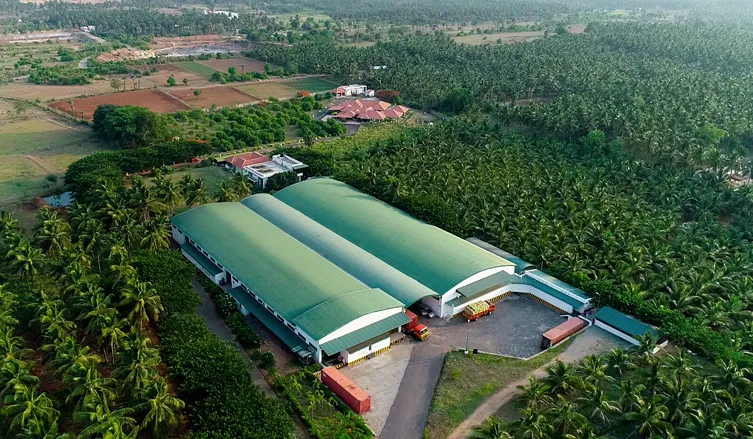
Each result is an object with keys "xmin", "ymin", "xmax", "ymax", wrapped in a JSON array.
[
  {"xmin": 50, "ymin": 89, "xmax": 190, "ymax": 120},
  {"xmin": 0, "ymin": 116, "xmax": 105, "ymax": 202},
  {"xmin": 0, "ymin": 81, "xmax": 113, "ymax": 101},
  {"xmin": 171, "ymin": 61, "xmax": 220, "ymax": 77},
  {"xmin": 286, "ymin": 77, "xmax": 339, "ymax": 93},
  {"xmin": 167, "ymin": 86, "xmax": 260, "ymax": 109},
  {"xmin": 198, "ymin": 57, "xmax": 272, "ymax": 74},
  {"xmin": 236, "ymin": 77, "xmax": 337, "ymax": 99},
  {"xmin": 138, "ymin": 64, "xmax": 211, "ymax": 89},
  {"xmin": 452, "ymin": 31, "xmax": 545, "ymax": 45}
]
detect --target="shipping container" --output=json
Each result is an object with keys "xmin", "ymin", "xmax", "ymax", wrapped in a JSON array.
[
  {"xmin": 541, "ymin": 318, "xmax": 585, "ymax": 349},
  {"xmin": 403, "ymin": 310, "xmax": 419, "ymax": 332},
  {"xmin": 320, "ymin": 366, "xmax": 371, "ymax": 414}
]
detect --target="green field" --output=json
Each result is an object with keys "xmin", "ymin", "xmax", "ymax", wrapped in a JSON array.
[
  {"xmin": 144, "ymin": 165, "xmax": 230, "ymax": 198},
  {"xmin": 286, "ymin": 77, "xmax": 339, "ymax": 93},
  {"xmin": 0, "ymin": 117, "xmax": 106, "ymax": 202},
  {"xmin": 171, "ymin": 61, "xmax": 220, "ymax": 77}
]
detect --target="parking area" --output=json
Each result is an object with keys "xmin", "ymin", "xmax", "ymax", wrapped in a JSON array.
[
  {"xmin": 432, "ymin": 294, "xmax": 567, "ymax": 359},
  {"xmin": 340, "ymin": 342, "xmax": 414, "ymax": 437}
]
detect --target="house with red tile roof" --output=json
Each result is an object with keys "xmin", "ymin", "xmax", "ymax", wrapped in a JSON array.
[
  {"xmin": 327, "ymin": 99, "xmax": 411, "ymax": 122},
  {"xmin": 225, "ymin": 152, "xmax": 272, "ymax": 172}
]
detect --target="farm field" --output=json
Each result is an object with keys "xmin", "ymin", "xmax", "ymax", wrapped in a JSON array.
[
  {"xmin": 50, "ymin": 89, "xmax": 190, "ymax": 120},
  {"xmin": 0, "ymin": 115, "xmax": 105, "ymax": 202},
  {"xmin": 138, "ymin": 63, "xmax": 211, "ymax": 88},
  {"xmin": 452, "ymin": 31, "xmax": 545, "ymax": 45},
  {"xmin": 0, "ymin": 81, "xmax": 112, "ymax": 101},
  {"xmin": 286, "ymin": 76, "xmax": 338, "ymax": 93},
  {"xmin": 199, "ymin": 57, "xmax": 271, "ymax": 73},
  {"xmin": 236, "ymin": 77, "xmax": 338, "ymax": 99},
  {"xmin": 171, "ymin": 60, "xmax": 221, "ymax": 77},
  {"xmin": 167, "ymin": 86, "xmax": 260, "ymax": 109}
]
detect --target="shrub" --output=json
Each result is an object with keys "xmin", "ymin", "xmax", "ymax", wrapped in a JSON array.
[
  {"xmin": 214, "ymin": 290, "xmax": 238, "ymax": 318},
  {"xmin": 259, "ymin": 352, "xmax": 276, "ymax": 371},
  {"xmin": 225, "ymin": 313, "xmax": 261, "ymax": 349}
]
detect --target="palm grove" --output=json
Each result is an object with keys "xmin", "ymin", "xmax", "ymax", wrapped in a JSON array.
[{"xmin": 0, "ymin": 162, "xmax": 293, "ymax": 438}]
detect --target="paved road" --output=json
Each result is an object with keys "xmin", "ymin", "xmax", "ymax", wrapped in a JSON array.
[{"xmin": 380, "ymin": 336, "xmax": 450, "ymax": 439}]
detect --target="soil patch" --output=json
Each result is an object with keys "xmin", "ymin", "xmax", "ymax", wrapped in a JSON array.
[
  {"xmin": 50, "ymin": 89, "xmax": 190, "ymax": 120},
  {"xmin": 167, "ymin": 86, "xmax": 260, "ymax": 109},
  {"xmin": 200, "ymin": 57, "xmax": 271, "ymax": 73}
]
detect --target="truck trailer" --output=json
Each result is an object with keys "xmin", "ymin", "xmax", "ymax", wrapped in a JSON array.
[
  {"xmin": 320, "ymin": 366, "xmax": 371, "ymax": 414},
  {"xmin": 541, "ymin": 317, "xmax": 586, "ymax": 349},
  {"xmin": 463, "ymin": 301, "xmax": 496, "ymax": 322}
]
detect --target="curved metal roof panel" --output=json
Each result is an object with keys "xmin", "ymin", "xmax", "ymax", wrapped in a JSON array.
[
  {"xmin": 243, "ymin": 194, "xmax": 438, "ymax": 306},
  {"xmin": 273, "ymin": 179, "xmax": 514, "ymax": 296},
  {"xmin": 171, "ymin": 203, "xmax": 403, "ymax": 340}
]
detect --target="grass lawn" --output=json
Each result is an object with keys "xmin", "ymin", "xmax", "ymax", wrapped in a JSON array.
[
  {"xmin": 286, "ymin": 77, "xmax": 339, "ymax": 93},
  {"xmin": 171, "ymin": 61, "xmax": 220, "ymax": 77},
  {"xmin": 236, "ymin": 81, "xmax": 298, "ymax": 99},
  {"xmin": 0, "ymin": 117, "xmax": 106, "ymax": 203},
  {"xmin": 425, "ymin": 340, "xmax": 573, "ymax": 439},
  {"xmin": 143, "ymin": 165, "xmax": 230, "ymax": 198}
]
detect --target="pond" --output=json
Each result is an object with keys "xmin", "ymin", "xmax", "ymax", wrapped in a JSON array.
[{"xmin": 43, "ymin": 191, "xmax": 74, "ymax": 207}]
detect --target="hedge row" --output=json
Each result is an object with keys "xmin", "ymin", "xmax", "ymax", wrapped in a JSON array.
[
  {"xmin": 135, "ymin": 250, "xmax": 293, "ymax": 439},
  {"xmin": 196, "ymin": 276, "xmax": 261, "ymax": 350}
]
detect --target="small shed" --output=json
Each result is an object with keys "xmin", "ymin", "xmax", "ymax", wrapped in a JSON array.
[{"xmin": 593, "ymin": 306, "xmax": 660, "ymax": 346}]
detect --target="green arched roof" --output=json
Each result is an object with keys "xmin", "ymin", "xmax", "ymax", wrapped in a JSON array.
[
  {"xmin": 243, "ymin": 194, "xmax": 438, "ymax": 306},
  {"xmin": 171, "ymin": 203, "xmax": 403, "ymax": 340},
  {"xmin": 273, "ymin": 179, "xmax": 513, "ymax": 295}
]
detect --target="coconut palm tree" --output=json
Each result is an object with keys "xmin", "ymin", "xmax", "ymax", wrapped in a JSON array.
[
  {"xmin": 1, "ymin": 386, "xmax": 58, "ymax": 435},
  {"xmin": 119, "ymin": 282, "xmax": 163, "ymax": 330},
  {"xmin": 545, "ymin": 361, "xmax": 581, "ymax": 397},
  {"xmin": 469, "ymin": 418, "xmax": 512, "ymax": 439},
  {"xmin": 74, "ymin": 403, "xmax": 138, "ymax": 439},
  {"xmin": 113, "ymin": 333, "xmax": 160, "ymax": 397},
  {"xmin": 21, "ymin": 417, "xmax": 72, "ymax": 439},
  {"xmin": 185, "ymin": 178, "xmax": 210, "ymax": 206},
  {"xmin": 624, "ymin": 398, "xmax": 670, "ymax": 439},
  {"xmin": 516, "ymin": 377, "xmax": 551, "ymax": 411},
  {"xmin": 6, "ymin": 241, "xmax": 46, "ymax": 287},
  {"xmin": 134, "ymin": 377, "xmax": 185, "ymax": 438},
  {"xmin": 232, "ymin": 172, "xmax": 252, "ymax": 199},
  {"xmin": 66, "ymin": 357, "xmax": 116, "ymax": 409},
  {"xmin": 605, "ymin": 348, "xmax": 634, "ymax": 377},
  {"xmin": 139, "ymin": 218, "xmax": 171, "ymax": 253}
]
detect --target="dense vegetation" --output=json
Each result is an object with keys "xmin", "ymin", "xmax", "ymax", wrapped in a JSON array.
[
  {"xmin": 285, "ymin": 119, "xmax": 753, "ymax": 364},
  {"xmin": 137, "ymin": 250, "xmax": 293, "ymax": 439},
  {"xmin": 472, "ymin": 340, "xmax": 753, "ymax": 439},
  {"xmin": 254, "ymin": 25, "xmax": 753, "ymax": 172},
  {"xmin": 168, "ymin": 95, "xmax": 345, "ymax": 151}
]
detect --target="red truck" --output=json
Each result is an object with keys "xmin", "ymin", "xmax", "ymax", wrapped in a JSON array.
[
  {"xmin": 320, "ymin": 366, "xmax": 371, "ymax": 414},
  {"xmin": 404, "ymin": 310, "xmax": 431, "ymax": 340},
  {"xmin": 463, "ymin": 301, "xmax": 496, "ymax": 322},
  {"xmin": 541, "ymin": 318, "xmax": 585, "ymax": 349}
]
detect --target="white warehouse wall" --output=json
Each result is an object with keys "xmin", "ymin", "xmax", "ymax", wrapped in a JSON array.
[
  {"xmin": 439, "ymin": 266, "xmax": 514, "ymax": 317},
  {"xmin": 319, "ymin": 307, "xmax": 404, "ymax": 344},
  {"xmin": 594, "ymin": 320, "xmax": 640, "ymax": 345},
  {"xmin": 342, "ymin": 336, "xmax": 390, "ymax": 364}
]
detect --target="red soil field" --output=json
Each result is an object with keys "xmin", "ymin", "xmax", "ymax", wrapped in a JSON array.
[
  {"xmin": 50, "ymin": 89, "xmax": 190, "ymax": 120},
  {"xmin": 199, "ymin": 57, "xmax": 270, "ymax": 73},
  {"xmin": 139, "ymin": 64, "xmax": 211, "ymax": 89},
  {"xmin": 166, "ymin": 86, "xmax": 260, "ymax": 109}
]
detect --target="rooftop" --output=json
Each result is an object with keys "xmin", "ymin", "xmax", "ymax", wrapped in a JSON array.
[
  {"xmin": 595, "ymin": 306, "xmax": 659, "ymax": 339},
  {"xmin": 171, "ymin": 203, "xmax": 404, "ymax": 340},
  {"xmin": 226, "ymin": 152, "xmax": 271, "ymax": 169},
  {"xmin": 273, "ymin": 178, "xmax": 514, "ymax": 296}
]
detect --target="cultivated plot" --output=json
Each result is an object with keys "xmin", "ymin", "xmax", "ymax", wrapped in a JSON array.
[
  {"xmin": 237, "ymin": 77, "xmax": 338, "ymax": 99},
  {"xmin": 50, "ymin": 89, "xmax": 190, "ymax": 120},
  {"xmin": 171, "ymin": 61, "xmax": 220, "ymax": 77},
  {"xmin": 199, "ymin": 57, "xmax": 272, "ymax": 73},
  {"xmin": 167, "ymin": 86, "xmax": 260, "ymax": 109}
]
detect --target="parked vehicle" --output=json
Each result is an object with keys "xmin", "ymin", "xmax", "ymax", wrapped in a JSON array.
[
  {"xmin": 403, "ymin": 310, "xmax": 431, "ymax": 340},
  {"xmin": 418, "ymin": 305, "xmax": 430, "ymax": 317},
  {"xmin": 320, "ymin": 366, "xmax": 371, "ymax": 414},
  {"xmin": 463, "ymin": 301, "xmax": 496, "ymax": 322},
  {"xmin": 541, "ymin": 318, "xmax": 585, "ymax": 349}
]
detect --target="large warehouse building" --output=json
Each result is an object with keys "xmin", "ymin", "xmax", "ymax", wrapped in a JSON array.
[{"xmin": 171, "ymin": 178, "xmax": 592, "ymax": 365}]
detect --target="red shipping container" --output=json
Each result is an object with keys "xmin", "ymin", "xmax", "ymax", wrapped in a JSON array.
[
  {"xmin": 320, "ymin": 366, "xmax": 371, "ymax": 414},
  {"xmin": 541, "ymin": 318, "xmax": 585, "ymax": 349}
]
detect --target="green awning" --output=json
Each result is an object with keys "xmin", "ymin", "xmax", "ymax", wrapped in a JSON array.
[
  {"xmin": 452, "ymin": 271, "xmax": 519, "ymax": 307},
  {"xmin": 181, "ymin": 244, "xmax": 223, "ymax": 277},
  {"xmin": 227, "ymin": 287, "xmax": 311, "ymax": 355},
  {"xmin": 595, "ymin": 306, "xmax": 659, "ymax": 339},
  {"xmin": 320, "ymin": 312, "xmax": 410, "ymax": 356}
]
